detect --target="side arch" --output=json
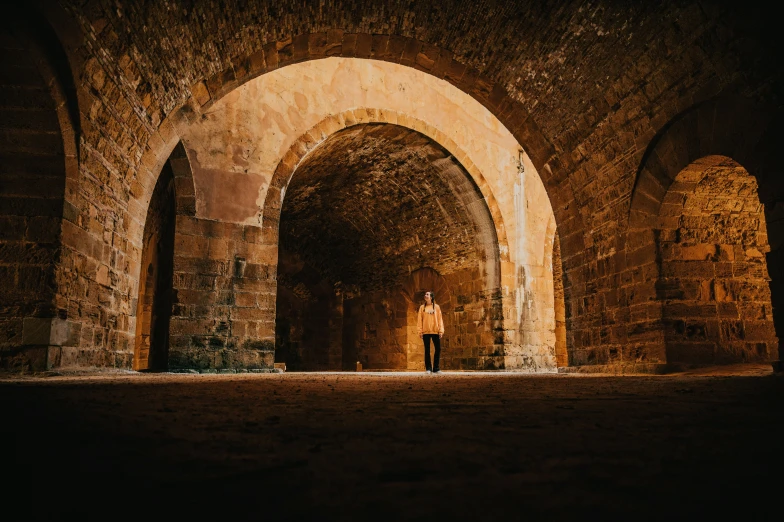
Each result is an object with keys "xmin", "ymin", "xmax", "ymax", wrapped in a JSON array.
[
  {"xmin": 0, "ymin": 6, "xmax": 82, "ymax": 370},
  {"xmin": 132, "ymin": 140, "xmax": 196, "ymax": 371},
  {"xmin": 628, "ymin": 94, "xmax": 784, "ymax": 366},
  {"xmin": 629, "ymin": 95, "xmax": 778, "ymax": 229}
]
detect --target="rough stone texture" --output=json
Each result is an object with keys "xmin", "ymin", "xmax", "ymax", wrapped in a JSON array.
[
  {"xmin": 341, "ymin": 288, "xmax": 413, "ymax": 371},
  {"xmin": 552, "ymin": 234, "xmax": 567, "ymax": 367},
  {"xmin": 95, "ymin": 55, "xmax": 556, "ymax": 371},
  {"xmin": 0, "ymin": 9, "xmax": 78, "ymax": 371},
  {"xmin": 168, "ymin": 215, "xmax": 276, "ymax": 371},
  {"xmin": 181, "ymin": 59, "xmax": 556, "ymax": 371},
  {"xmin": 2, "ymin": 1, "xmax": 782, "ymax": 371},
  {"xmin": 628, "ymin": 96, "xmax": 784, "ymax": 367},
  {"xmin": 659, "ymin": 157, "xmax": 776, "ymax": 364},
  {"xmin": 2, "ymin": 368, "xmax": 782, "ymax": 520},
  {"xmin": 281, "ymin": 125, "xmax": 492, "ymax": 293},
  {"xmin": 275, "ymin": 124, "xmax": 514, "ymax": 371}
]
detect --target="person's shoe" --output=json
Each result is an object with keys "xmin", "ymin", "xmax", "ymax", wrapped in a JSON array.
[
  {"xmin": 433, "ymin": 370, "xmax": 442, "ymax": 374},
  {"xmin": 426, "ymin": 370, "xmax": 432, "ymax": 374}
]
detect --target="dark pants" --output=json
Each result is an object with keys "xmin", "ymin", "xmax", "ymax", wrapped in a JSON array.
[{"xmin": 423, "ymin": 334, "xmax": 441, "ymax": 371}]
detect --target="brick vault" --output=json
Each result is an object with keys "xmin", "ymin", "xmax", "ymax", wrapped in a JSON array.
[{"xmin": 1, "ymin": 1, "xmax": 782, "ymax": 373}]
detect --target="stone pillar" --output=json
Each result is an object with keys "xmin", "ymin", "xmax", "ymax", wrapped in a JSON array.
[{"xmin": 168, "ymin": 216, "xmax": 276, "ymax": 371}]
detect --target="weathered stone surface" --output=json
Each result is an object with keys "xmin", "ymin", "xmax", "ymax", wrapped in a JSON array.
[
  {"xmin": 168, "ymin": 215, "xmax": 277, "ymax": 371},
  {"xmin": 2, "ymin": 1, "xmax": 782, "ymax": 371},
  {"xmin": 657, "ymin": 158, "xmax": 777, "ymax": 364},
  {"xmin": 179, "ymin": 59, "xmax": 556, "ymax": 367},
  {"xmin": 271, "ymin": 123, "xmax": 555, "ymax": 371}
]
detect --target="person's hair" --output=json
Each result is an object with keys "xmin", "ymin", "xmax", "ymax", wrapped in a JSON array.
[{"xmin": 424, "ymin": 290, "xmax": 436, "ymax": 310}]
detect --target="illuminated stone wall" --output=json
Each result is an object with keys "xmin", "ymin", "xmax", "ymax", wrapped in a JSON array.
[
  {"xmin": 2, "ymin": 2, "xmax": 781, "ymax": 371},
  {"xmin": 177, "ymin": 59, "xmax": 555, "ymax": 371},
  {"xmin": 659, "ymin": 157, "xmax": 777, "ymax": 365}
]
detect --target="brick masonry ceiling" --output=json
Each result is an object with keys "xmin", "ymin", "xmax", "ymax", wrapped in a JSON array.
[{"xmin": 1, "ymin": 1, "xmax": 782, "ymax": 372}]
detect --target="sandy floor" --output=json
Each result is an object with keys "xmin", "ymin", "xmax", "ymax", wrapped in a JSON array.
[{"xmin": 2, "ymin": 365, "xmax": 782, "ymax": 520}]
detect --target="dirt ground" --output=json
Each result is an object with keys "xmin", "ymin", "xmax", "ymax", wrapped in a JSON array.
[{"xmin": 1, "ymin": 365, "xmax": 782, "ymax": 521}]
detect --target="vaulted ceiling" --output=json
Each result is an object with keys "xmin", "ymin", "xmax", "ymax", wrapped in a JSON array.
[{"xmin": 279, "ymin": 123, "xmax": 493, "ymax": 294}]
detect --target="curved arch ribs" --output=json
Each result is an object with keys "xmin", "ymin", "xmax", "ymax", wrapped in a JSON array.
[
  {"xmin": 2, "ymin": 29, "xmax": 569, "ymax": 372},
  {"xmin": 122, "ymin": 44, "xmax": 562, "ymax": 373},
  {"xmin": 260, "ymin": 110, "xmax": 509, "ymax": 254},
  {"xmin": 155, "ymin": 51, "xmax": 562, "ymax": 372},
  {"xmin": 21, "ymin": 22, "xmax": 783, "ymax": 373}
]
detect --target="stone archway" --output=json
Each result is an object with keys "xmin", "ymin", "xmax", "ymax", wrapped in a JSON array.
[
  {"xmin": 135, "ymin": 57, "xmax": 559, "ymax": 372},
  {"xmin": 272, "ymin": 123, "xmax": 504, "ymax": 371},
  {"xmin": 628, "ymin": 95, "xmax": 784, "ymax": 367},
  {"xmin": 0, "ymin": 7, "xmax": 80, "ymax": 370},
  {"xmin": 260, "ymin": 109, "xmax": 509, "ymax": 263},
  {"xmin": 657, "ymin": 156, "xmax": 776, "ymax": 365},
  {"xmin": 132, "ymin": 142, "xmax": 195, "ymax": 371},
  {"xmin": 259, "ymin": 110, "xmax": 508, "ymax": 307}
]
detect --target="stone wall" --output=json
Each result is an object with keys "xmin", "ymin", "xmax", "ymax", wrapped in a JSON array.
[
  {"xmin": 659, "ymin": 157, "xmax": 776, "ymax": 364},
  {"xmin": 0, "ymin": 16, "xmax": 72, "ymax": 370},
  {"xmin": 342, "ymin": 290, "xmax": 410, "ymax": 371},
  {"xmin": 274, "ymin": 248, "xmax": 342, "ymax": 371},
  {"xmin": 168, "ymin": 216, "xmax": 276, "ymax": 370},
  {"xmin": 553, "ymin": 234, "xmax": 567, "ymax": 367},
  {"xmin": 343, "ymin": 267, "xmax": 501, "ymax": 371},
  {"xmin": 437, "ymin": 268, "xmax": 506, "ymax": 370},
  {"xmin": 2, "ymin": 1, "xmax": 782, "ymax": 372},
  {"xmin": 181, "ymin": 59, "xmax": 557, "ymax": 370},
  {"xmin": 627, "ymin": 97, "xmax": 783, "ymax": 370},
  {"xmin": 278, "ymin": 264, "xmax": 504, "ymax": 371}
]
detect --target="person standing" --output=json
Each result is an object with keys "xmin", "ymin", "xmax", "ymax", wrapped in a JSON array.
[{"xmin": 417, "ymin": 291, "xmax": 444, "ymax": 374}]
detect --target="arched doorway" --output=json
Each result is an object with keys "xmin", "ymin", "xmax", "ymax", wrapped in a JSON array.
[
  {"xmin": 627, "ymin": 96, "xmax": 784, "ymax": 369},
  {"xmin": 274, "ymin": 124, "xmax": 502, "ymax": 371},
  {"xmin": 133, "ymin": 161, "xmax": 176, "ymax": 371},
  {"xmin": 166, "ymin": 57, "xmax": 559, "ymax": 372},
  {"xmin": 658, "ymin": 156, "xmax": 777, "ymax": 365}
]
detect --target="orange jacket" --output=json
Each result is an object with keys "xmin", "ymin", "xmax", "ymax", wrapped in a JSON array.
[{"xmin": 417, "ymin": 303, "xmax": 444, "ymax": 335}]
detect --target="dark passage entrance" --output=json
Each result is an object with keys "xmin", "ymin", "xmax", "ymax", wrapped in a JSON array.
[
  {"xmin": 133, "ymin": 162, "xmax": 176, "ymax": 371},
  {"xmin": 275, "ymin": 123, "xmax": 501, "ymax": 371}
]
